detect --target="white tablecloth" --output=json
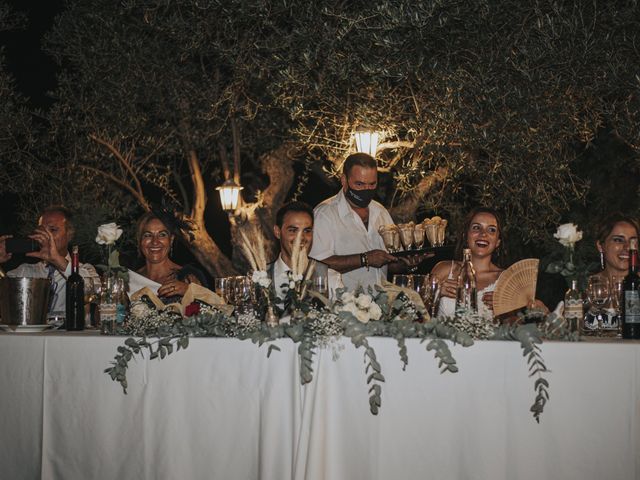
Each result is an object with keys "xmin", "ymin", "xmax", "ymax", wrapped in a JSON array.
[{"xmin": 0, "ymin": 333, "xmax": 638, "ymax": 480}]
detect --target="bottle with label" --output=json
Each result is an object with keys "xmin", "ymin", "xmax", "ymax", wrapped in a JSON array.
[
  {"xmin": 65, "ymin": 245, "xmax": 85, "ymax": 331},
  {"xmin": 564, "ymin": 279, "xmax": 583, "ymax": 332},
  {"xmin": 455, "ymin": 248, "xmax": 478, "ymax": 316},
  {"xmin": 622, "ymin": 237, "xmax": 640, "ymax": 339},
  {"xmin": 99, "ymin": 275, "xmax": 117, "ymax": 335}
]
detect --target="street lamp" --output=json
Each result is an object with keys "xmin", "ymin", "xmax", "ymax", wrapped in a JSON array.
[
  {"xmin": 216, "ymin": 179, "xmax": 243, "ymax": 211},
  {"xmin": 354, "ymin": 129, "xmax": 380, "ymax": 158}
]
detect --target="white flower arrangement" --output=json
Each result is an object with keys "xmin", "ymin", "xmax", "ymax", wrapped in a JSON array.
[
  {"xmin": 251, "ymin": 270, "xmax": 272, "ymax": 289},
  {"xmin": 95, "ymin": 222, "xmax": 127, "ymax": 280},
  {"xmin": 334, "ymin": 291, "xmax": 383, "ymax": 323}
]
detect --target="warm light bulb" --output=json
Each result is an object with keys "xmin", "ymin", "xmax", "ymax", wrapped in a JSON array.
[
  {"xmin": 354, "ymin": 131, "xmax": 380, "ymax": 157},
  {"xmin": 216, "ymin": 180, "xmax": 243, "ymax": 211}
]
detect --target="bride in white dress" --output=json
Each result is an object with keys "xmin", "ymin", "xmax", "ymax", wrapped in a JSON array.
[{"xmin": 431, "ymin": 207, "xmax": 505, "ymax": 320}]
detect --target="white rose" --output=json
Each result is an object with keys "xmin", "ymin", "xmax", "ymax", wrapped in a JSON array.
[
  {"xmin": 355, "ymin": 294, "xmax": 372, "ymax": 309},
  {"xmin": 355, "ymin": 309, "xmax": 370, "ymax": 323},
  {"xmin": 341, "ymin": 292, "xmax": 355, "ymax": 304},
  {"xmin": 369, "ymin": 302, "xmax": 382, "ymax": 320},
  {"xmin": 251, "ymin": 270, "xmax": 267, "ymax": 283},
  {"xmin": 96, "ymin": 222, "xmax": 123, "ymax": 245},
  {"xmin": 554, "ymin": 223, "xmax": 583, "ymax": 248}
]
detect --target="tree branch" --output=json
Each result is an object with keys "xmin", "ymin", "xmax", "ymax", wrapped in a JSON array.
[{"xmin": 79, "ymin": 165, "xmax": 150, "ymax": 211}]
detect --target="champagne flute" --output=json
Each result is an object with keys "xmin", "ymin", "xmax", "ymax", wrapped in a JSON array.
[{"xmin": 586, "ymin": 276, "xmax": 610, "ymax": 335}]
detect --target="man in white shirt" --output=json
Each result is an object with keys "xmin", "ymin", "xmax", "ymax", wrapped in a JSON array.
[
  {"xmin": 309, "ymin": 153, "xmax": 424, "ymax": 291},
  {"xmin": 0, "ymin": 206, "xmax": 100, "ymax": 316},
  {"xmin": 270, "ymin": 201, "xmax": 342, "ymax": 306}
]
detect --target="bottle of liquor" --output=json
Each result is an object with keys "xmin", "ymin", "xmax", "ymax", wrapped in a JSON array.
[
  {"xmin": 455, "ymin": 248, "xmax": 478, "ymax": 315},
  {"xmin": 564, "ymin": 279, "xmax": 583, "ymax": 333},
  {"xmin": 65, "ymin": 245, "xmax": 85, "ymax": 331},
  {"xmin": 622, "ymin": 237, "xmax": 640, "ymax": 339}
]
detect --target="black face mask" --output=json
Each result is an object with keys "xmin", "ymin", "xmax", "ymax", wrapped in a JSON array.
[{"xmin": 346, "ymin": 187, "xmax": 376, "ymax": 208}]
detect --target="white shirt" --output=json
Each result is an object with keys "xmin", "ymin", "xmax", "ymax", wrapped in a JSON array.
[
  {"xmin": 310, "ymin": 189, "xmax": 393, "ymax": 291},
  {"xmin": 8, "ymin": 255, "xmax": 100, "ymax": 316},
  {"xmin": 272, "ymin": 254, "xmax": 291, "ymax": 300}
]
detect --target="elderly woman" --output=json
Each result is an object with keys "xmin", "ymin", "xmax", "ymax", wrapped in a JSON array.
[
  {"xmin": 585, "ymin": 213, "xmax": 640, "ymax": 333},
  {"xmin": 129, "ymin": 212, "xmax": 207, "ymax": 300},
  {"xmin": 431, "ymin": 207, "xmax": 506, "ymax": 319}
]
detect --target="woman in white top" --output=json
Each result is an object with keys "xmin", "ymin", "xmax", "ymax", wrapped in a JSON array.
[{"xmin": 431, "ymin": 207, "xmax": 505, "ymax": 319}]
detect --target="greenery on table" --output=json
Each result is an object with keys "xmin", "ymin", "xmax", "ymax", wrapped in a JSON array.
[{"xmin": 106, "ymin": 287, "xmax": 577, "ymax": 422}]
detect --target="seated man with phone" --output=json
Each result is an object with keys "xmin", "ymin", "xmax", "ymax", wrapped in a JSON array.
[{"xmin": 0, "ymin": 205, "xmax": 100, "ymax": 317}]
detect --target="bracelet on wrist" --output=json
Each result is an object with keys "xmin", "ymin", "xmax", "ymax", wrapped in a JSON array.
[{"xmin": 360, "ymin": 252, "xmax": 369, "ymax": 270}]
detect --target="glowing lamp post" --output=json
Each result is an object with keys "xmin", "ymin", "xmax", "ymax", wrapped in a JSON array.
[
  {"xmin": 216, "ymin": 179, "xmax": 243, "ymax": 211},
  {"xmin": 354, "ymin": 130, "xmax": 380, "ymax": 158}
]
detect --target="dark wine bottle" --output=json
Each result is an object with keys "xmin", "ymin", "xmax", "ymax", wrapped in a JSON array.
[
  {"xmin": 621, "ymin": 237, "xmax": 640, "ymax": 339},
  {"xmin": 65, "ymin": 245, "xmax": 85, "ymax": 331}
]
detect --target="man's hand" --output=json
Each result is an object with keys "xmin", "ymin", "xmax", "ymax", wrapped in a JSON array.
[
  {"xmin": 366, "ymin": 249, "xmax": 400, "ymax": 268},
  {"xmin": 0, "ymin": 235, "xmax": 12, "ymax": 264},
  {"xmin": 26, "ymin": 227, "xmax": 68, "ymax": 271}
]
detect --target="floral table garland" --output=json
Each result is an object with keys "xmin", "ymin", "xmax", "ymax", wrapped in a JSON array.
[{"xmin": 105, "ymin": 280, "xmax": 578, "ymax": 423}]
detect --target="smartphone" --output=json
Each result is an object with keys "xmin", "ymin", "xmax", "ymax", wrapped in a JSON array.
[{"xmin": 5, "ymin": 237, "xmax": 41, "ymax": 254}]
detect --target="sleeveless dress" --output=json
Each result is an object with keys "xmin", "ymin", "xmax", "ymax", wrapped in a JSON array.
[{"xmin": 436, "ymin": 260, "xmax": 497, "ymax": 320}]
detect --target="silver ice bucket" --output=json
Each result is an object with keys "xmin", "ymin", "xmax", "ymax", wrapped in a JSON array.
[{"xmin": 0, "ymin": 277, "xmax": 52, "ymax": 326}]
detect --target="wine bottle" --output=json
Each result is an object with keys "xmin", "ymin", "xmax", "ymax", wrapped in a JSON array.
[
  {"xmin": 65, "ymin": 245, "xmax": 85, "ymax": 331},
  {"xmin": 564, "ymin": 279, "xmax": 583, "ymax": 332},
  {"xmin": 622, "ymin": 237, "xmax": 640, "ymax": 339},
  {"xmin": 455, "ymin": 248, "xmax": 478, "ymax": 315}
]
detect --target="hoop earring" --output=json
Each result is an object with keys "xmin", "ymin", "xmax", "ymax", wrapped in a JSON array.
[{"xmin": 599, "ymin": 251, "xmax": 605, "ymax": 270}]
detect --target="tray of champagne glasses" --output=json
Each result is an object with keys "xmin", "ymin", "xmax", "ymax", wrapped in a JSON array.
[
  {"xmin": 391, "ymin": 244, "xmax": 454, "ymax": 258},
  {"xmin": 378, "ymin": 217, "xmax": 454, "ymax": 258}
]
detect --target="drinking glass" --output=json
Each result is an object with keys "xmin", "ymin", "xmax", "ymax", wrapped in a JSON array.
[
  {"xmin": 233, "ymin": 276, "xmax": 255, "ymax": 315},
  {"xmin": 398, "ymin": 224, "xmax": 414, "ymax": 251},
  {"xmin": 413, "ymin": 224, "xmax": 426, "ymax": 250},
  {"xmin": 379, "ymin": 225, "xmax": 398, "ymax": 253},
  {"xmin": 83, "ymin": 277, "xmax": 99, "ymax": 328},
  {"xmin": 214, "ymin": 277, "xmax": 229, "ymax": 303},
  {"xmin": 435, "ymin": 221, "xmax": 447, "ymax": 247},
  {"xmin": 423, "ymin": 223, "xmax": 438, "ymax": 247},
  {"xmin": 392, "ymin": 274, "xmax": 413, "ymax": 289},
  {"xmin": 610, "ymin": 276, "xmax": 624, "ymax": 337},
  {"xmin": 586, "ymin": 276, "xmax": 610, "ymax": 334}
]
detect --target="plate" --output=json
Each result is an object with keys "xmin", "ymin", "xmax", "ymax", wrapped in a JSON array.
[
  {"xmin": 0, "ymin": 324, "xmax": 53, "ymax": 333},
  {"xmin": 392, "ymin": 245, "xmax": 455, "ymax": 258}
]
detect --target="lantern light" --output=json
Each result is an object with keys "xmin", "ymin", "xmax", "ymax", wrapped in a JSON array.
[
  {"xmin": 354, "ymin": 130, "xmax": 380, "ymax": 158},
  {"xmin": 216, "ymin": 179, "xmax": 243, "ymax": 211}
]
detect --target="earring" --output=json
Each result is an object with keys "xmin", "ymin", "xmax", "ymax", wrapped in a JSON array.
[
  {"xmin": 170, "ymin": 242, "xmax": 174, "ymax": 258},
  {"xmin": 599, "ymin": 251, "xmax": 604, "ymax": 270}
]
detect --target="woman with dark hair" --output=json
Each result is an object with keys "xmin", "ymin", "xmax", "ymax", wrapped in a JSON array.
[
  {"xmin": 431, "ymin": 207, "xmax": 505, "ymax": 319},
  {"xmin": 585, "ymin": 213, "xmax": 640, "ymax": 332},
  {"xmin": 128, "ymin": 211, "xmax": 207, "ymax": 301}
]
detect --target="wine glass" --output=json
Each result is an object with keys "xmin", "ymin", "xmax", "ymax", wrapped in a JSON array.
[
  {"xmin": 413, "ymin": 224, "xmax": 426, "ymax": 250},
  {"xmin": 398, "ymin": 223, "xmax": 414, "ymax": 251},
  {"xmin": 586, "ymin": 276, "xmax": 611, "ymax": 335},
  {"xmin": 436, "ymin": 220, "xmax": 447, "ymax": 247},
  {"xmin": 214, "ymin": 277, "xmax": 229, "ymax": 303},
  {"xmin": 379, "ymin": 225, "xmax": 398, "ymax": 253},
  {"xmin": 83, "ymin": 277, "xmax": 99, "ymax": 328},
  {"xmin": 610, "ymin": 276, "xmax": 624, "ymax": 337},
  {"xmin": 392, "ymin": 274, "xmax": 413, "ymax": 289},
  {"xmin": 423, "ymin": 223, "xmax": 438, "ymax": 247}
]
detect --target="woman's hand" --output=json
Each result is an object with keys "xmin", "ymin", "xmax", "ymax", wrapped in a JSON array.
[
  {"xmin": 157, "ymin": 278, "xmax": 190, "ymax": 298},
  {"xmin": 0, "ymin": 235, "xmax": 12, "ymax": 263},
  {"xmin": 439, "ymin": 277, "xmax": 458, "ymax": 299},
  {"xmin": 481, "ymin": 291, "xmax": 494, "ymax": 312}
]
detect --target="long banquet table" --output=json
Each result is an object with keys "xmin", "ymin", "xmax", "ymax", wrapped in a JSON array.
[{"xmin": 0, "ymin": 331, "xmax": 638, "ymax": 480}]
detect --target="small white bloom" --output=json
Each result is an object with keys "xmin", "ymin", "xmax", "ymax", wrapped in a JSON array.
[
  {"xmin": 292, "ymin": 273, "xmax": 303, "ymax": 282},
  {"xmin": 341, "ymin": 292, "xmax": 355, "ymax": 304},
  {"xmin": 251, "ymin": 270, "xmax": 268, "ymax": 283},
  {"xmin": 258, "ymin": 277, "xmax": 272, "ymax": 288},
  {"xmin": 355, "ymin": 294, "xmax": 372, "ymax": 309},
  {"xmin": 554, "ymin": 223, "xmax": 583, "ymax": 248},
  {"xmin": 289, "ymin": 280, "xmax": 296, "ymax": 289},
  {"xmin": 355, "ymin": 309, "xmax": 370, "ymax": 323},
  {"xmin": 96, "ymin": 222, "xmax": 123, "ymax": 245},
  {"xmin": 369, "ymin": 302, "xmax": 382, "ymax": 320},
  {"xmin": 129, "ymin": 301, "xmax": 152, "ymax": 319}
]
